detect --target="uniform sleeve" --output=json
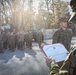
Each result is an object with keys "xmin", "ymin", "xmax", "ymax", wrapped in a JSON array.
[
  {"xmin": 70, "ymin": 29, "xmax": 72, "ymax": 39},
  {"xmin": 70, "ymin": 0, "xmax": 73, "ymax": 7},
  {"xmin": 49, "ymin": 61, "xmax": 59, "ymax": 75},
  {"xmin": 69, "ymin": 30, "xmax": 72, "ymax": 44},
  {"xmin": 52, "ymin": 31, "xmax": 60, "ymax": 44}
]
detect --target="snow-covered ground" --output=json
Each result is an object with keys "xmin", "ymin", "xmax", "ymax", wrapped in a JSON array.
[
  {"xmin": 0, "ymin": 37, "xmax": 76, "ymax": 75},
  {"xmin": 0, "ymin": 42, "xmax": 49, "ymax": 75}
]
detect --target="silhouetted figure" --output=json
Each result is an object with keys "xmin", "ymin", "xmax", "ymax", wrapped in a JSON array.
[{"xmin": 70, "ymin": 0, "xmax": 76, "ymax": 12}]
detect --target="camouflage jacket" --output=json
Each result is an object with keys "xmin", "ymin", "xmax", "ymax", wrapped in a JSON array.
[
  {"xmin": 49, "ymin": 49, "xmax": 76, "ymax": 75},
  {"xmin": 52, "ymin": 28, "xmax": 72, "ymax": 51},
  {"xmin": 49, "ymin": 60, "xmax": 70, "ymax": 75},
  {"xmin": 49, "ymin": 61, "xmax": 59, "ymax": 75}
]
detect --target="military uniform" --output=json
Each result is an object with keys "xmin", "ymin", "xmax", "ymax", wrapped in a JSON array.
[
  {"xmin": 52, "ymin": 28, "xmax": 72, "ymax": 51},
  {"xmin": 25, "ymin": 32, "xmax": 29, "ymax": 48},
  {"xmin": 37, "ymin": 31, "xmax": 43, "ymax": 48},
  {"xmin": 7, "ymin": 32, "xmax": 15, "ymax": 51},
  {"xmin": 26, "ymin": 31, "xmax": 33, "ymax": 49},
  {"xmin": 16, "ymin": 31, "xmax": 25, "ymax": 50},
  {"xmin": 48, "ymin": 44, "xmax": 76, "ymax": 75},
  {"xmin": 2, "ymin": 32, "xmax": 8, "ymax": 49},
  {"xmin": 0, "ymin": 32, "xmax": 3, "ymax": 53},
  {"xmin": 13, "ymin": 29, "xmax": 17, "ymax": 49},
  {"xmin": 33, "ymin": 31, "xmax": 37, "ymax": 42}
]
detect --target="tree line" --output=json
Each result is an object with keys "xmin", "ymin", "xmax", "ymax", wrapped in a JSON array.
[{"xmin": 0, "ymin": 0, "xmax": 70, "ymax": 31}]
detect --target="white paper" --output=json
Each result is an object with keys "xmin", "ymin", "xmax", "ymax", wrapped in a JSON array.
[{"xmin": 43, "ymin": 43, "xmax": 68, "ymax": 62}]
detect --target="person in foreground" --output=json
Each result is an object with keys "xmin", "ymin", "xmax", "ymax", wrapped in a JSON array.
[
  {"xmin": 52, "ymin": 17, "xmax": 72, "ymax": 52},
  {"xmin": 45, "ymin": 43, "xmax": 76, "ymax": 75}
]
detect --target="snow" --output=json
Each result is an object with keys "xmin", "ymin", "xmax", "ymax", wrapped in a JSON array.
[
  {"xmin": 0, "ymin": 43, "xmax": 49, "ymax": 75},
  {"xmin": 0, "ymin": 33, "xmax": 76, "ymax": 75}
]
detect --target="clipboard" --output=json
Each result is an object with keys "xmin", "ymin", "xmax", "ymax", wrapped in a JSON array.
[{"xmin": 41, "ymin": 43, "xmax": 68, "ymax": 62}]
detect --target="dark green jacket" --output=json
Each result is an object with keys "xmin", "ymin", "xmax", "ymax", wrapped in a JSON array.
[{"xmin": 52, "ymin": 28, "xmax": 72, "ymax": 51}]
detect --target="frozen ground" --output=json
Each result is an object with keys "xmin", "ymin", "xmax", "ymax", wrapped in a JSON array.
[
  {"xmin": 0, "ymin": 43, "xmax": 49, "ymax": 75},
  {"xmin": 0, "ymin": 37, "xmax": 76, "ymax": 75}
]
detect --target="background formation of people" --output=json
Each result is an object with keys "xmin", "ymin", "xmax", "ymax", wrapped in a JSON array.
[{"xmin": 0, "ymin": 29, "xmax": 44, "ymax": 53}]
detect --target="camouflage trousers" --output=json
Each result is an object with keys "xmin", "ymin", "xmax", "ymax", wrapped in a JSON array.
[
  {"xmin": 8, "ymin": 42, "xmax": 15, "ymax": 51},
  {"xmin": 17, "ymin": 41, "xmax": 25, "ymax": 50},
  {"xmin": 0, "ymin": 42, "xmax": 3, "ymax": 53}
]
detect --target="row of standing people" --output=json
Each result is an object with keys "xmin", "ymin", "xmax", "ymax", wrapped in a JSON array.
[{"xmin": 0, "ymin": 30, "xmax": 43, "ymax": 53}]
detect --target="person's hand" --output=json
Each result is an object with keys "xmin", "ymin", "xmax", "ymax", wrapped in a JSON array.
[{"xmin": 45, "ymin": 56, "xmax": 55, "ymax": 66}]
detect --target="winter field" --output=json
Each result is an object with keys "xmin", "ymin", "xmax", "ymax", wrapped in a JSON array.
[
  {"xmin": 0, "ymin": 42, "xmax": 50, "ymax": 75},
  {"xmin": 0, "ymin": 29, "xmax": 76, "ymax": 75}
]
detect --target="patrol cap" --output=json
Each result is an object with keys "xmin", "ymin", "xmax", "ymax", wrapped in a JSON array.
[{"xmin": 59, "ymin": 17, "xmax": 68, "ymax": 23}]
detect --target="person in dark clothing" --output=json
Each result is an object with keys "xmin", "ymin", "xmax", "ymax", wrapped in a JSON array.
[
  {"xmin": 52, "ymin": 18, "xmax": 72, "ymax": 51},
  {"xmin": 2, "ymin": 31, "xmax": 8, "ymax": 50},
  {"xmin": 0, "ymin": 31, "xmax": 3, "ymax": 53},
  {"xmin": 7, "ymin": 32, "xmax": 15, "ymax": 51},
  {"xmin": 37, "ymin": 30, "xmax": 43, "ymax": 48},
  {"xmin": 70, "ymin": 0, "xmax": 76, "ymax": 12},
  {"xmin": 25, "ymin": 31, "xmax": 33, "ymax": 49},
  {"xmin": 16, "ymin": 31, "xmax": 25, "ymax": 50}
]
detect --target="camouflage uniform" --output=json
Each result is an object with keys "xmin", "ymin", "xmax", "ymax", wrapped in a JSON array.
[
  {"xmin": 29, "ymin": 31, "xmax": 33, "ymax": 49},
  {"xmin": 52, "ymin": 28, "xmax": 72, "ymax": 51},
  {"xmin": 25, "ymin": 32, "xmax": 29, "ymax": 48},
  {"xmin": 7, "ymin": 32, "xmax": 15, "ymax": 51},
  {"xmin": 13, "ymin": 29, "xmax": 17, "ymax": 49},
  {"xmin": 26, "ymin": 31, "xmax": 33, "ymax": 49},
  {"xmin": 16, "ymin": 31, "xmax": 25, "ymax": 50},
  {"xmin": 49, "ymin": 45, "xmax": 76, "ymax": 75},
  {"xmin": 0, "ymin": 32, "xmax": 3, "ymax": 53},
  {"xmin": 49, "ymin": 61, "xmax": 59, "ymax": 75},
  {"xmin": 33, "ymin": 31, "xmax": 37, "ymax": 42},
  {"xmin": 37, "ymin": 31, "xmax": 43, "ymax": 48},
  {"xmin": 2, "ymin": 32, "xmax": 8, "ymax": 49}
]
